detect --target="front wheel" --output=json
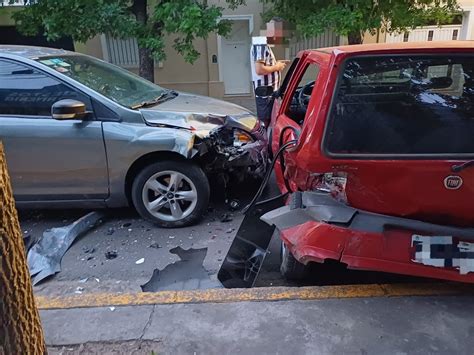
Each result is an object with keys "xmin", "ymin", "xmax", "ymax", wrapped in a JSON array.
[{"xmin": 131, "ymin": 160, "xmax": 210, "ymax": 228}]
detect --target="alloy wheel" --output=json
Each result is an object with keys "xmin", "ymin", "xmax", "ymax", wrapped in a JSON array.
[{"xmin": 141, "ymin": 170, "xmax": 198, "ymax": 222}]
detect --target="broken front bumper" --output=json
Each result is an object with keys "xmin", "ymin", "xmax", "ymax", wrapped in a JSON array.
[
  {"xmin": 202, "ymin": 121, "xmax": 269, "ymax": 179},
  {"xmin": 262, "ymin": 192, "xmax": 474, "ymax": 283}
]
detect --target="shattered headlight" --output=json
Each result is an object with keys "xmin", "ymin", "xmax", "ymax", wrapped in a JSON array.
[
  {"xmin": 236, "ymin": 115, "xmax": 258, "ymax": 131},
  {"xmin": 233, "ymin": 130, "xmax": 253, "ymax": 147}
]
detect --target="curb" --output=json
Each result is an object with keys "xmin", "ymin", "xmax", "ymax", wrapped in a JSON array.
[{"xmin": 35, "ymin": 283, "xmax": 474, "ymax": 310}]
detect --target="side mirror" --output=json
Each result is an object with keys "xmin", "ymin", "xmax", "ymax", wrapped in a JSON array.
[{"xmin": 51, "ymin": 99, "xmax": 88, "ymax": 120}]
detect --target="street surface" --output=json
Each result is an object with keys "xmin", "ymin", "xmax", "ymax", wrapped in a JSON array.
[
  {"xmin": 20, "ymin": 196, "xmax": 245, "ymax": 297},
  {"xmin": 19, "ymin": 176, "xmax": 430, "ymax": 299}
]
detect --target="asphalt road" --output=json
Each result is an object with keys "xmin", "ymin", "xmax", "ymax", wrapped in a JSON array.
[
  {"xmin": 19, "ymin": 177, "xmax": 430, "ymax": 298},
  {"xmin": 20, "ymin": 202, "xmax": 245, "ymax": 297},
  {"xmin": 19, "ymin": 179, "xmax": 269, "ymax": 297}
]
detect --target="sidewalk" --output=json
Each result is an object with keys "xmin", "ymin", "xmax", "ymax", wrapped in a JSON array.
[{"xmin": 38, "ymin": 284, "xmax": 474, "ymax": 354}]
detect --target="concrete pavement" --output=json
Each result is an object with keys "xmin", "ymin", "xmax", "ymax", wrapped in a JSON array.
[
  {"xmin": 41, "ymin": 295, "xmax": 474, "ymax": 354},
  {"xmin": 39, "ymin": 284, "xmax": 474, "ymax": 354}
]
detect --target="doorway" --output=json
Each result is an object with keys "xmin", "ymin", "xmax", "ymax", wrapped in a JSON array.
[{"xmin": 219, "ymin": 19, "xmax": 252, "ymax": 95}]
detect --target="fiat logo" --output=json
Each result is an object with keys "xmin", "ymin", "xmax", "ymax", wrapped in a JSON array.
[{"xmin": 444, "ymin": 175, "xmax": 463, "ymax": 190}]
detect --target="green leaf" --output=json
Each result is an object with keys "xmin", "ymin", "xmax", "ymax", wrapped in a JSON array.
[{"xmin": 263, "ymin": 0, "xmax": 460, "ymax": 44}]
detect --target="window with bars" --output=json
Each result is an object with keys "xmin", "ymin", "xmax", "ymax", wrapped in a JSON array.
[
  {"xmin": 289, "ymin": 30, "xmax": 339, "ymax": 58},
  {"xmin": 427, "ymin": 30, "xmax": 434, "ymax": 41},
  {"xmin": 452, "ymin": 29, "xmax": 459, "ymax": 40}
]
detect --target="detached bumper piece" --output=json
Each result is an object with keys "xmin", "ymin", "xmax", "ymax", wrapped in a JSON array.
[
  {"xmin": 218, "ymin": 197, "xmax": 284, "ymax": 288},
  {"xmin": 261, "ymin": 192, "xmax": 474, "ymax": 283}
]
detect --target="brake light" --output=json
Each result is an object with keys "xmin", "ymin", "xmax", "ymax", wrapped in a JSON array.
[{"xmin": 310, "ymin": 172, "xmax": 348, "ymax": 203}]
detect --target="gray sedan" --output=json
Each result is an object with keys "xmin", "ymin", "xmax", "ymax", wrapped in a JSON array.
[{"xmin": 0, "ymin": 46, "xmax": 267, "ymax": 227}]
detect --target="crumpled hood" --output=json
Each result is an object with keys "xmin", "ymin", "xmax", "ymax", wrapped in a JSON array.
[{"xmin": 139, "ymin": 92, "xmax": 258, "ymax": 137}]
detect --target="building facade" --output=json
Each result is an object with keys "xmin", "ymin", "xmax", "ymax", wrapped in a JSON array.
[{"xmin": 2, "ymin": 0, "xmax": 472, "ymax": 103}]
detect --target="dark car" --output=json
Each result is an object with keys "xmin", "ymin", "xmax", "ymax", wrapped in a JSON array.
[{"xmin": 0, "ymin": 45, "xmax": 267, "ymax": 227}]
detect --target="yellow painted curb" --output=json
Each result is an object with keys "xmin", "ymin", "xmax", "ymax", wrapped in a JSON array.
[{"xmin": 35, "ymin": 283, "xmax": 474, "ymax": 310}]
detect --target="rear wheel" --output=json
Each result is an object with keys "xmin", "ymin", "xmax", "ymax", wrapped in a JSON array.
[
  {"xmin": 131, "ymin": 160, "xmax": 210, "ymax": 228},
  {"xmin": 280, "ymin": 240, "xmax": 309, "ymax": 280}
]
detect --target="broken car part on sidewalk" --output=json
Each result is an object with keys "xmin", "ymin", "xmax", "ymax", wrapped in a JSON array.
[{"xmin": 26, "ymin": 211, "xmax": 105, "ymax": 285}]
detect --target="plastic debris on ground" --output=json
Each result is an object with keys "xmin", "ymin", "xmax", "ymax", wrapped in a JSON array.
[{"xmin": 26, "ymin": 211, "xmax": 105, "ymax": 286}]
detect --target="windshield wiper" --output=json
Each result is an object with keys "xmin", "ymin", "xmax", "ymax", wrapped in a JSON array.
[
  {"xmin": 452, "ymin": 160, "xmax": 474, "ymax": 173},
  {"xmin": 131, "ymin": 90, "xmax": 178, "ymax": 109}
]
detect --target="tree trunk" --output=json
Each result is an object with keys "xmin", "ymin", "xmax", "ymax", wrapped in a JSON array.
[
  {"xmin": 133, "ymin": 0, "xmax": 155, "ymax": 82},
  {"xmin": 348, "ymin": 31, "xmax": 363, "ymax": 44},
  {"xmin": 139, "ymin": 47, "xmax": 155, "ymax": 82},
  {"xmin": 0, "ymin": 143, "xmax": 46, "ymax": 354}
]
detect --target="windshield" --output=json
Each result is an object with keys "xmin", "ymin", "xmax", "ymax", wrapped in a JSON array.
[{"xmin": 35, "ymin": 55, "xmax": 168, "ymax": 108}]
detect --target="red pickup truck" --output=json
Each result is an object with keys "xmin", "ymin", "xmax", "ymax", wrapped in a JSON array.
[{"xmin": 219, "ymin": 41, "xmax": 474, "ymax": 287}]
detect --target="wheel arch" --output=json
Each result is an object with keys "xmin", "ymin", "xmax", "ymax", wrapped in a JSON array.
[{"xmin": 124, "ymin": 151, "xmax": 199, "ymax": 206}]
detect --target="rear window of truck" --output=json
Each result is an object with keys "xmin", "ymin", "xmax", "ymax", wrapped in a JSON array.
[{"xmin": 325, "ymin": 54, "xmax": 474, "ymax": 156}]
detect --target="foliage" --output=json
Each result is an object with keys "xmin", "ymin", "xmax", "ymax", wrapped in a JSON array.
[
  {"xmin": 263, "ymin": 0, "xmax": 460, "ymax": 43},
  {"xmin": 12, "ymin": 0, "xmax": 246, "ymax": 63}
]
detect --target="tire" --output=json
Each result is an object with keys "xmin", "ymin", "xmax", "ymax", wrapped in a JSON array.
[
  {"xmin": 280, "ymin": 240, "xmax": 309, "ymax": 280},
  {"xmin": 131, "ymin": 160, "xmax": 210, "ymax": 228}
]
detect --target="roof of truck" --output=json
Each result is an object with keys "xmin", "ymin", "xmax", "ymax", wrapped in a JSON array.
[{"xmin": 315, "ymin": 40, "xmax": 474, "ymax": 55}]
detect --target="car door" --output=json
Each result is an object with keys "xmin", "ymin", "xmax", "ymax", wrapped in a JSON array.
[
  {"xmin": 271, "ymin": 53, "xmax": 325, "ymax": 192},
  {"xmin": 0, "ymin": 58, "xmax": 109, "ymax": 202},
  {"xmin": 320, "ymin": 52, "xmax": 474, "ymax": 227}
]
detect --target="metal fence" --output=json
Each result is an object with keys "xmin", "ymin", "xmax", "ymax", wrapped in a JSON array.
[
  {"xmin": 104, "ymin": 35, "xmax": 140, "ymax": 68},
  {"xmin": 289, "ymin": 30, "xmax": 339, "ymax": 57}
]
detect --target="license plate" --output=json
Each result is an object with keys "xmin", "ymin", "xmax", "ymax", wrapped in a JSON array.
[{"xmin": 411, "ymin": 235, "xmax": 474, "ymax": 275}]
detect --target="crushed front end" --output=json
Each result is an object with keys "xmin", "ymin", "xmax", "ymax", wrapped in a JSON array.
[
  {"xmin": 197, "ymin": 118, "xmax": 268, "ymax": 181},
  {"xmin": 141, "ymin": 110, "xmax": 268, "ymax": 181}
]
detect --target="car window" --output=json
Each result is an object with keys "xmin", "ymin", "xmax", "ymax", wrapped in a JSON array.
[
  {"xmin": 326, "ymin": 55, "xmax": 474, "ymax": 156},
  {"xmin": 35, "ymin": 55, "xmax": 167, "ymax": 109},
  {"xmin": 295, "ymin": 64, "xmax": 320, "ymax": 89},
  {"xmin": 0, "ymin": 59, "xmax": 91, "ymax": 117},
  {"xmin": 285, "ymin": 63, "xmax": 320, "ymax": 124},
  {"xmin": 278, "ymin": 58, "xmax": 299, "ymax": 98}
]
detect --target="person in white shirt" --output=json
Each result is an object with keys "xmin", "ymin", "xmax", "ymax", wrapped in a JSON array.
[{"xmin": 250, "ymin": 36, "xmax": 288, "ymax": 123}]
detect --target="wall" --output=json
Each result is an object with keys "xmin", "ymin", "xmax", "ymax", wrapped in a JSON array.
[
  {"xmin": 459, "ymin": 0, "xmax": 474, "ymax": 40},
  {"xmin": 154, "ymin": 0, "xmax": 265, "ymax": 98},
  {"xmin": 363, "ymin": 29, "xmax": 386, "ymax": 44},
  {"xmin": 74, "ymin": 36, "xmax": 103, "ymax": 60},
  {"xmin": 0, "ymin": 7, "xmax": 16, "ymax": 26}
]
